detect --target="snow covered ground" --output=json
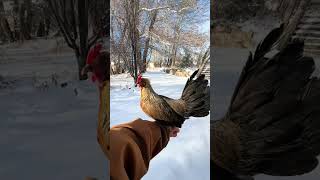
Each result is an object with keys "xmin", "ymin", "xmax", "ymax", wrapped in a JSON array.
[
  {"xmin": 213, "ymin": 47, "xmax": 320, "ymax": 180},
  {"xmin": 3, "ymin": 37, "xmax": 320, "ymax": 180},
  {"xmin": 110, "ymin": 70, "xmax": 210, "ymax": 180},
  {"xmin": 0, "ymin": 40, "xmax": 107, "ymax": 180}
]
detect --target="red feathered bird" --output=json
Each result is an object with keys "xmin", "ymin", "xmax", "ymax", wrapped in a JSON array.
[
  {"xmin": 82, "ymin": 43, "xmax": 108, "ymax": 86},
  {"xmin": 82, "ymin": 42, "xmax": 110, "ymax": 157}
]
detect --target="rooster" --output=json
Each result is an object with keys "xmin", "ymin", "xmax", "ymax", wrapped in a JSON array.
[
  {"xmin": 136, "ymin": 70, "xmax": 210, "ymax": 128},
  {"xmin": 82, "ymin": 42, "xmax": 110, "ymax": 157},
  {"xmin": 211, "ymin": 24, "xmax": 320, "ymax": 180}
]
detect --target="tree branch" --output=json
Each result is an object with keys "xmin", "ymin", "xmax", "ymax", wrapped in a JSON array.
[
  {"xmin": 48, "ymin": 0, "xmax": 77, "ymax": 49},
  {"xmin": 139, "ymin": 6, "xmax": 191, "ymax": 14}
]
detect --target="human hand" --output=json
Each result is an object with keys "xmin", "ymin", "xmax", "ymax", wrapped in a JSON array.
[{"xmin": 169, "ymin": 127, "xmax": 180, "ymax": 137}]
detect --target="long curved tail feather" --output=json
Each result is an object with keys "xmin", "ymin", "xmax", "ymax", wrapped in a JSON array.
[{"xmin": 181, "ymin": 70, "xmax": 210, "ymax": 118}]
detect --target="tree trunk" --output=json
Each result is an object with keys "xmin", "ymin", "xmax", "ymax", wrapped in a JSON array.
[
  {"xmin": 12, "ymin": 0, "xmax": 21, "ymax": 41},
  {"xmin": 45, "ymin": 14, "xmax": 51, "ymax": 37},
  {"xmin": 136, "ymin": 27, "xmax": 142, "ymax": 72},
  {"xmin": 19, "ymin": 0, "xmax": 32, "ymax": 40},
  {"xmin": 170, "ymin": 19, "xmax": 182, "ymax": 68},
  {"xmin": 19, "ymin": 2, "xmax": 25, "ymax": 41},
  {"xmin": 171, "ymin": 45, "xmax": 178, "ymax": 67},
  {"xmin": 141, "ymin": 11, "xmax": 157, "ymax": 73},
  {"xmin": 0, "ymin": 0, "xmax": 15, "ymax": 42},
  {"xmin": 48, "ymin": 0, "xmax": 104, "ymax": 80},
  {"xmin": 24, "ymin": 0, "xmax": 32, "ymax": 39},
  {"xmin": 126, "ymin": 0, "xmax": 140, "ymax": 84},
  {"xmin": 78, "ymin": 0, "xmax": 89, "ymax": 80},
  {"xmin": 76, "ymin": 49, "xmax": 88, "ymax": 80},
  {"xmin": 37, "ymin": 21, "xmax": 45, "ymax": 37}
]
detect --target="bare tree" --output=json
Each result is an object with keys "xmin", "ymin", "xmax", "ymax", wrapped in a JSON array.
[
  {"xmin": 36, "ymin": 1, "xmax": 52, "ymax": 37},
  {"xmin": 124, "ymin": 0, "xmax": 140, "ymax": 83},
  {"xmin": 158, "ymin": 0, "xmax": 209, "ymax": 67},
  {"xmin": 110, "ymin": 2, "xmax": 130, "ymax": 74},
  {"xmin": 9, "ymin": 0, "xmax": 32, "ymax": 41},
  {"xmin": 141, "ymin": 8, "xmax": 157, "ymax": 73},
  {"xmin": 47, "ymin": 0, "xmax": 107, "ymax": 80},
  {"xmin": 0, "ymin": 0, "xmax": 14, "ymax": 42},
  {"xmin": 111, "ymin": 0, "xmax": 127, "ymax": 74},
  {"xmin": 20, "ymin": 0, "xmax": 32, "ymax": 40},
  {"xmin": 111, "ymin": 0, "xmax": 209, "ymax": 80}
]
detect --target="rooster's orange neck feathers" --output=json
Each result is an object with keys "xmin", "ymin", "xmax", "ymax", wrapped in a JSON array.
[{"xmin": 139, "ymin": 78, "xmax": 156, "ymax": 99}]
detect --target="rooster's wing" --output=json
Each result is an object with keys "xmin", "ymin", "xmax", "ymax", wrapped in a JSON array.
[
  {"xmin": 159, "ymin": 95, "xmax": 187, "ymax": 117},
  {"xmin": 141, "ymin": 94, "xmax": 185, "ymax": 128}
]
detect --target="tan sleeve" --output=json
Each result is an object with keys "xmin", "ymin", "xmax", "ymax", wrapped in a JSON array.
[{"xmin": 109, "ymin": 119, "xmax": 170, "ymax": 180}]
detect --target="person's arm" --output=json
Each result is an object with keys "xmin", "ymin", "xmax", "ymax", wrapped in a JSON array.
[{"xmin": 109, "ymin": 119, "xmax": 178, "ymax": 180}]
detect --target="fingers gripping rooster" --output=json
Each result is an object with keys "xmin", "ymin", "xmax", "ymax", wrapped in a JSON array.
[{"xmin": 136, "ymin": 70, "xmax": 210, "ymax": 128}]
